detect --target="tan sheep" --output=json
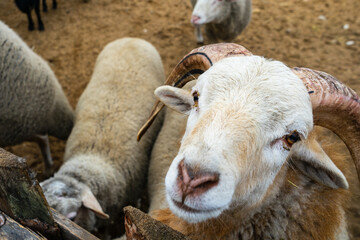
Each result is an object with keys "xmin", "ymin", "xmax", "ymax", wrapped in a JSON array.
[
  {"xmin": 148, "ymin": 102, "xmax": 191, "ymax": 214},
  {"xmin": 0, "ymin": 20, "xmax": 74, "ymax": 173},
  {"xmin": 40, "ymin": 37, "xmax": 165, "ymax": 233}
]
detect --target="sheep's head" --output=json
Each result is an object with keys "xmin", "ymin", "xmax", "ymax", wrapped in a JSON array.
[
  {"xmin": 157, "ymin": 56, "xmax": 312, "ymax": 222},
  {"xmin": 138, "ymin": 43, "xmax": 360, "ymax": 223},
  {"xmin": 40, "ymin": 176, "xmax": 109, "ymax": 231},
  {"xmin": 191, "ymin": 0, "xmax": 233, "ymax": 26}
]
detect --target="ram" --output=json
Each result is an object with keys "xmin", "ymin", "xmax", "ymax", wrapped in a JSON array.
[
  {"xmin": 138, "ymin": 43, "xmax": 360, "ymax": 239},
  {"xmin": 41, "ymin": 37, "xmax": 165, "ymax": 233},
  {"xmin": 190, "ymin": 0, "xmax": 251, "ymax": 43},
  {"xmin": 0, "ymin": 21, "xmax": 74, "ymax": 173}
]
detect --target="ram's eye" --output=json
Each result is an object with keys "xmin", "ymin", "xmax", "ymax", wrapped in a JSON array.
[
  {"xmin": 283, "ymin": 130, "xmax": 301, "ymax": 150},
  {"xmin": 193, "ymin": 91, "xmax": 199, "ymax": 107}
]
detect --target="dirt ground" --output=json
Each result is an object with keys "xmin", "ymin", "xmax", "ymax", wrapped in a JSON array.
[{"xmin": 0, "ymin": 0, "xmax": 359, "ymax": 238}]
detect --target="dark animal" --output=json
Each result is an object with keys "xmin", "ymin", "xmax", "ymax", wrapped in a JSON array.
[{"xmin": 14, "ymin": 0, "xmax": 57, "ymax": 31}]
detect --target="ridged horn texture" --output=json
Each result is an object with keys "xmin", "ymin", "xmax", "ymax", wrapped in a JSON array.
[
  {"xmin": 137, "ymin": 43, "xmax": 252, "ymax": 141},
  {"xmin": 293, "ymin": 67, "xmax": 360, "ymax": 182}
]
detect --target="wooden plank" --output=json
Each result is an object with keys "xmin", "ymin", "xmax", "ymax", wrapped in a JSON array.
[
  {"xmin": 124, "ymin": 206, "xmax": 189, "ymax": 240},
  {"xmin": 0, "ymin": 148, "xmax": 59, "ymax": 238},
  {"xmin": 50, "ymin": 208, "xmax": 100, "ymax": 240},
  {"xmin": 0, "ymin": 211, "xmax": 46, "ymax": 240},
  {"xmin": 0, "ymin": 148, "xmax": 99, "ymax": 240}
]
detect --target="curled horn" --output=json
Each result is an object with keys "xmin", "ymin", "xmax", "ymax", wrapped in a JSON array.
[
  {"xmin": 293, "ymin": 67, "xmax": 360, "ymax": 182},
  {"xmin": 137, "ymin": 43, "xmax": 252, "ymax": 141}
]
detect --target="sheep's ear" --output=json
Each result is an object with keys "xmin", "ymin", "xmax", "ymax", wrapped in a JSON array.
[
  {"xmin": 81, "ymin": 188, "xmax": 109, "ymax": 219},
  {"xmin": 155, "ymin": 86, "xmax": 193, "ymax": 115},
  {"xmin": 290, "ymin": 134, "xmax": 349, "ymax": 189}
]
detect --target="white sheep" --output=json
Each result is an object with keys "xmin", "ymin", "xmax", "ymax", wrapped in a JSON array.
[
  {"xmin": 40, "ymin": 37, "xmax": 165, "ymax": 233},
  {"xmin": 0, "ymin": 20, "xmax": 74, "ymax": 173},
  {"xmin": 190, "ymin": 0, "xmax": 252, "ymax": 43},
  {"xmin": 138, "ymin": 43, "xmax": 360, "ymax": 239}
]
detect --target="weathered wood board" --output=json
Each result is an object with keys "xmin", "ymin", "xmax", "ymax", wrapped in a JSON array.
[
  {"xmin": 0, "ymin": 148, "xmax": 99, "ymax": 240},
  {"xmin": 0, "ymin": 148, "xmax": 59, "ymax": 238},
  {"xmin": 124, "ymin": 206, "xmax": 189, "ymax": 240},
  {"xmin": 51, "ymin": 208, "xmax": 99, "ymax": 240},
  {"xmin": 0, "ymin": 211, "xmax": 46, "ymax": 240}
]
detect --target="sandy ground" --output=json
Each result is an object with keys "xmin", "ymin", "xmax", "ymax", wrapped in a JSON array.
[{"xmin": 0, "ymin": 0, "xmax": 359, "ymax": 238}]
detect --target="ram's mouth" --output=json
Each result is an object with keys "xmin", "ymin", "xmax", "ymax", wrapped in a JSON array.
[
  {"xmin": 171, "ymin": 198, "xmax": 220, "ymax": 213},
  {"xmin": 173, "ymin": 199, "xmax": 202, "ymax": 213}
]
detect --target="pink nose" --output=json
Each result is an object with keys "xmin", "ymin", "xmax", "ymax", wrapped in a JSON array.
[
  {"xmin": 191, "ymin": 15, "xmax": 201, "ymax": 24},
  {"xmin": 177, "ymin": 160, "xmax": 219, "ymax": 203}
]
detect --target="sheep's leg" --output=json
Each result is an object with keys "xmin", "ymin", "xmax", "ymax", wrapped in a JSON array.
[
  {"xmin": 205, "ymin": 25, "xmax": 218, "ymax": 43},
  {"xmin": 33, "ymin": 134, "xmax": 53, "ymax": 174},
  {"xmin": 52, "ymin": 0, "xmax": 57, "ymax": 10},
  {"xmin": 25, "ymin": 8, "xmax": 35, "ymax": 31},
  {"xmin": 42, "ymin": 0, "xmax": 48, "ymax": 12},
  {"xmin": 195, "ymin": 26, "xmax": 203, "ymax": 44},
  {"xmin": 34, "ymin": 0, "xmax": 44, "ymax": 31}
]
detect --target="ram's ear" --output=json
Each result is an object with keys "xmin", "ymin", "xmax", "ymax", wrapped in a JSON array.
[
  {"xmin": 81, "ymin": 187, "xmax": 109, "ymax": 219},
  {"xmin": 290, "ymin": 134, "xmax": 349, "ymax": 189},
  {"xmin": 155, "ymin": 86, "xmax": 193, "ymax": 115}
]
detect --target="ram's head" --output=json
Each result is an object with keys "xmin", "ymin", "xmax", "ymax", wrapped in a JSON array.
[{"xmin": 138, "ymin": 43, "xmax": 360, "ymax": 223}]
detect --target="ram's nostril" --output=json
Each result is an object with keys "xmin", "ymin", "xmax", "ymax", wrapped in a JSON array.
[
  {"xmin": 189, "ymin": 172, "xmax": 219, "ymax": 189},
  {"xmin": 186, "ymin": 165, "xmax": 195, "ymax": 180},
  {"xmin": 178, "ymin": 160, "xmax": 192, "ymax": 185},
  {"xmin": 177, "ymin": 160, "xmax": 219, "ymax": 201}
]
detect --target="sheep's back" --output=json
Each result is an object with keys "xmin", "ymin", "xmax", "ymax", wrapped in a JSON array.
[
  {"xmin": 64, "ymin": 37, "xmax": 165, "ymax": 173},
  {"xmin": 0, "ymin": 21, "xmax": 57, "ymax": 145},
  {"xmin": 147, "ymin": 80, "xmax": 194, "ymax": 213},
  {"xmin": 148, "ymin": 108, "xmax": 188, "ymax": 213}
]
